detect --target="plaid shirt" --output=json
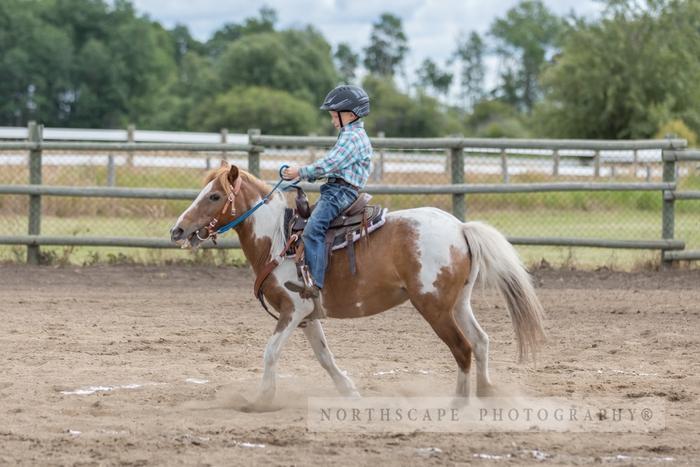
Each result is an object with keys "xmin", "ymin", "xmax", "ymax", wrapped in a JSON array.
[{"xmin": 298, "ymin": 120, "xmax": 372, "ymax": 188}]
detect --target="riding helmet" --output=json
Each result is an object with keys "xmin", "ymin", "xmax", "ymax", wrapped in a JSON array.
[{"xmin": 319, "ymin": 85, "xmax": 370, "ymax": 117}]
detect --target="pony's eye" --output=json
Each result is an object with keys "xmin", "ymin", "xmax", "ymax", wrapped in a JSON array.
[{"xmin": 209, "ymin": 193, "xmax": 221, "ymax": 202}]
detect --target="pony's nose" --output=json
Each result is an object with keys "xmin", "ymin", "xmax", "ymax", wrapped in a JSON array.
[{"xmin": 170, "ymin": 226, "xmax": 184, "ymax": 242}]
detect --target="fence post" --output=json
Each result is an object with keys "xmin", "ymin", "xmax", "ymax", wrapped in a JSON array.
[
  {"xmin": 500, "ymin": 148, "xmax": 509, "ymax": 184},
  {"xmin": 107, "ymin": 154, "xmax": 116, "ymax": 186},
  {"xmin": 661, "ymin": 149, "xmax": 676, "ymax": 268},
  {"xmin": 371, "ymin": 131, "xmax": 385, "ymax": 182},
  {"xmin": 27, "ymin": 121, "xmax": 43, "ymax": 265},
  {"xmin": 632, "ymin": 149, "xmax": 639, "ymax": 178},
  {"xmin": 552, "ymin": 149, "xmax": 560, "ymax": 176},
  {"xmin": 126, "ymin": 123, "xmax": 135, "ymax": 167},
  {"xmin": 218, "ymin": 128, "xmax": 228, "ymax": 167},
  {"xmin": 593, "ymin": 150, "xmax": 600, "ymax": 178},
  {"xmin": 247, "ymin": 129, "xmax": 261, "ymax": 177},
  {"xmin": 450, "ymin": 145, "xmax": 465, "ymax": 221}
]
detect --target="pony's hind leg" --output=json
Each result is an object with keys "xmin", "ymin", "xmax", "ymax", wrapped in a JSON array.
[
  {"xmin": 453, "ymin": 265, "xmax": 495, "ymax": 397},
  {"xmin": 302, "ymin": 320, "xmax": 360, "ymax": 398},
  {"xmin": 409, "ymin": 295, "xmax": 473, "ymax": 399}
]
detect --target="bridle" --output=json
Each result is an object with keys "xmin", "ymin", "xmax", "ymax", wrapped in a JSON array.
[
  {"xmin": 196, "ymin": 166, "xmax": 295, "ymax": 244},
  {"xmin": 196, "ymin": 175, "xmax": 243, "ymax": 243}
]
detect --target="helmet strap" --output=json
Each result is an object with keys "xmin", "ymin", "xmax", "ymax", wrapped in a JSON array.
[
  {"xmin": 337, "ymin": 111, "xmax": 344, "ymax": 129},
  {"xmin": 337, "ymin": 111, "xmax": 360, "ymax": 129}
]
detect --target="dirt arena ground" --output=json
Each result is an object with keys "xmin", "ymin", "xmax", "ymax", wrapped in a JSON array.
[{"xmin": 0, "ymin": 264, "xmax": 698, "ymax": 466}]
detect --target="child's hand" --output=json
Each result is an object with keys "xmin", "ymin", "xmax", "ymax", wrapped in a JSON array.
[{"xmin": 282, "ymin": 166, "xmax": 300, "ymax": 180}]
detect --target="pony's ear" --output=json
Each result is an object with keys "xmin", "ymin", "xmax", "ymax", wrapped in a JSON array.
[
  {"xmin": 219, "ymin": 159, "xmax": 230, "ymax": 169},
  {"xmin": 227, "ymin": 164, "xmax": 239, "ymax": 186}
]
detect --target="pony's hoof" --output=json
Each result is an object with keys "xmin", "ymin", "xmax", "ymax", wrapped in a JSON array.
[
  {"xmin": 240, "ymin": 404, "xmax": 275, "ymax": 413},
  {"xmin": 241, "ymin": 397, "xmax": 278, "ymax": 413}
]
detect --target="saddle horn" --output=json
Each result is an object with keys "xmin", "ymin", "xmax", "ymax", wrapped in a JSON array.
[{"xmin": 294, "ymin": 187, "xmax": 312, "ymax": 219}]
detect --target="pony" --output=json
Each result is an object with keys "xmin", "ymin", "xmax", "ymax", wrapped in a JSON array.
[{"xmin": 170, "ymin": 162, "xmax": 545, "ymax": 408}]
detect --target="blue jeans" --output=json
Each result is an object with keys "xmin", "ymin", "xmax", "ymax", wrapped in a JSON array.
[{"xmin": 303, "ymin": 183, "xmax": 358, "ymax": 289}]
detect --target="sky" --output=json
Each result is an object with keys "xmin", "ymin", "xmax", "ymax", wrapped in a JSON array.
[{"xmin": 129, "ymin": 0, "xmax": 604, "ymax": 92}]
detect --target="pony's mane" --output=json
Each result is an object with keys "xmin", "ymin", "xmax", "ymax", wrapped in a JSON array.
[{"xmin": 203, "ymin": 166, "xmax": 269, "ymax": 197}]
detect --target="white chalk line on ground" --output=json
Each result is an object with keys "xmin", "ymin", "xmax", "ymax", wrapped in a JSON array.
[{"xmin": 60, "ymin": 378, "xmax": 209, "ymax": 395}]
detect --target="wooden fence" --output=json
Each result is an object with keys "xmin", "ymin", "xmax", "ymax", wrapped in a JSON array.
[{"xmin": 1, "ymin": 122, "xmax": 698, "ymax": 265}]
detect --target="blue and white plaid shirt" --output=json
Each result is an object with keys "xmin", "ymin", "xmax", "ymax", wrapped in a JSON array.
[{"xmin": 298, "ymin": 120, "xmax": 372, "ymax": 189}]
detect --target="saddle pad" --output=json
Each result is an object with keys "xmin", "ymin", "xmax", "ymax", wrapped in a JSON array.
[{"xmin": 330, "ymin": 207, "xmax": 387, "ymax": 251}]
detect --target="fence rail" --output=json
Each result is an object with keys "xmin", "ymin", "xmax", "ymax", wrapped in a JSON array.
[
  {"xmin": 662, "ymin": 149, "xmax": 700, "ymax": 161},
  {"xmin": 0, "ymin": 142, "xmax": 257, "ymax": 152},
  {"xmin": 252, "ymin": 134, "xmax": 687, "ymax": 151},
  {"xmin": 0, "ymin": 235, "xmax": 682, "ymax": 251},
  {"xmin": 0, "ymin": 125, "xmax": 249, "ymax": 144},
  {"xmin": 0, "ymin": 181, "xmax": 678, "ymax": 198},
  {"xmin": 0, "ymin": 185, "xmax": 199, "ymax": 199},
  {"xmin": 0, "ymin": 235, "xmax": 239, "ymax": 249},
  {"xmin": 1, "ymin": 121, "xmax": 698, "ymax": 265}
]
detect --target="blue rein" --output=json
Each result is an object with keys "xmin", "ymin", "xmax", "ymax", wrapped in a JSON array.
[{"xmin": 215, "ymin": 165, "xmax": 298, "ymax": 235}]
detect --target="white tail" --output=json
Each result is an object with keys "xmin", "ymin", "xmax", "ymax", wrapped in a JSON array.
[{"xmin": 462, "ymin": 221, "xmax": 546, "ymax": 362}]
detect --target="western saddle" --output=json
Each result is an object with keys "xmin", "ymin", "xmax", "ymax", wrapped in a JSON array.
[
  {"xmin": 252, "ymin": 185, "xmax": 386, "ymax": 323},
  {"xmin": 284, "ymin": 186, "xmax": 385, "ymax": 275}
]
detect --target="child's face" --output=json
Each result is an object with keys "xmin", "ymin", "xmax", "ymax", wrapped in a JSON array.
[{"xmin": 329, "ymin": 111, "xmax": 355, "ymax": 129}]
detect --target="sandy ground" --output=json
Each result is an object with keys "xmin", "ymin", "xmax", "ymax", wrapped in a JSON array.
[{"xmin": 0, "ymin": 264, "xmax": 698, "ymax": 466}]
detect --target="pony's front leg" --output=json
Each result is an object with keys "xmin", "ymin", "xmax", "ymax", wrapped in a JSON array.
[
  {"xmin": 255, "ymin": 305, "xmax": 312, "ymax": 406},
  {"xmin": 302, "ymin": 320, "xmax": 360, "ymax": 398}
]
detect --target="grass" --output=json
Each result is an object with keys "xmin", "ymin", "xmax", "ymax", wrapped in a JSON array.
[{"xmin": 2, "ymin": 206, "xmax": 698, "ymax": 269}]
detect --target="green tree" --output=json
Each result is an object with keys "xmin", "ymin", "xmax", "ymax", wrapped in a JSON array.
[
  {"xmin": 95, "ymin": 4, "xmax": 177, "ymax": 127},
  {"xmin": 190, "ymin": 86, "xmax": 319, "ymax": 135},
  {"xmin": 0, "ymin": 0, "xmax": 179, "ymax": 128},
  {"xmin": 453, "ymin": 32, "xmax": 486, "ymax": 110},
  {"xmin": 362, "ymin": 75, "xmax": 459, "ymax": 137},
  {"xmin": 169, "ymin": 24, "xmax": 205, "ymax": 65},
  {"xmin": 416, "ymin": 58, "xmax": 453, "ymax": 101},
  {"xmin": 490, "ymin": 0, "xmax": 563, "ymax": 112},
  {"xmin": 218, "ymin": 27, "xmax": 337, "ymax": 103},
  {"xmin": 71, "ymin": 38, "xmax": 125, "ymax": 127},
  {"xmin": 468, "ymin": 100, "xmax": 529, "ymax": 137},
  {"xmin": 204, "ymin": 6, "xmax": 277, "ymax": 57},
  {"xmin": 334, "ymin": 42, "xmax": 359, "ymax": 83},
  {"xmin": 0, "ymin": 0, "xmax": 73, "ymax": 125},
  {"xmin": 536, "ymin": 0, "xmax": 700, "ymax": 138},
  {"xmin": 363, "ymin": 13, "xmax": 408, "ymax": 77},
  {"xmin": 145, "ymin": 49, "xmax": 219, "ymax": 130}
]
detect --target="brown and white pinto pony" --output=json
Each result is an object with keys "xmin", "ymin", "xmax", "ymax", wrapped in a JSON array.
[{"xmin": 170, "ymin": 162, "xmax": 546, "ymax": 407}]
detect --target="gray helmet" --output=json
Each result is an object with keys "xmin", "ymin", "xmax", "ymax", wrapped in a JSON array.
[{"xmin": 320, "ymin": 85, "xmax": 370, "ymax": 117}]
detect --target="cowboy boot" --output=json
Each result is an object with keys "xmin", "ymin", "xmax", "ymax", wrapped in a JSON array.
[{"xmin": 283, "ymin": 282, "xmax": 327, "ymax": 319}]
